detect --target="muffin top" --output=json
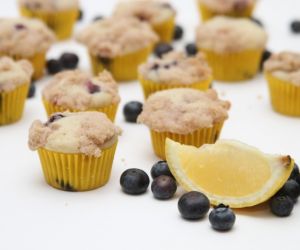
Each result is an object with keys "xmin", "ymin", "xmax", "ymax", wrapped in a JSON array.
[
  {"xmin": 139, "ymin": 52, "xmax": 212, "ymax": 85},
  {"xmin": 28, "ymin": 112, "xmax": 122, "ymax": 157},
  {"xmin": 198, "ymin": 0, "xmax": 255, "ymax": 13},
  {"xmin": 18, "ymin": 0, "xmax": 79, "ymax": 11},
  {"xmin": 43, "ymin": 70, "xmax": 120, "ymax": 110},
  {"xmin": 0, "ymin": 57, "xmax": 33, "ymax": 91},
  {"xmin": 196, "ymin": 16, "xmax": 267, "ymax": 53},
  {"xmin": 76, "ymin": 17, "xmax": 158, "ymax": 58},
  {"xmin": 264, "ymin": 51, "xmax": 300, "ymax": 86},
  {"xmin": 138, "ymin": 88, "xmax": 230, "ymax": 134},
  {"xmin": 0, "ymin": 18, "xmax": 56, "ymax": 57},
  {"xmin": 113, "ymin": 0, "xmax": 176, "ymax": 25}
]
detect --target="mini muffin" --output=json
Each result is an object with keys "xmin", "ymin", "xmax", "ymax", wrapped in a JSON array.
[
  {"xmin": 138, "ymin": 51, "xmax": 213, "ymax": 98},
  {"xmin": 42, "ymin": 70, "xmax": 120, "ymax": 121},
  {"xmin": 18, "ymin": 0, "xmax": 79, "ymax": 40},
  {"xmin": 196, "ymin": 16, "xmax": 267, "ymax": 82},
  {"xmin": 0, "ymin": 18, "xmax": 55, "ymax": 80},
  {"xmin": 0, "ymin": 57, "xmax": 33, "ymax": 125},
  {"xmin": 264, "ymin": 52, "xmax": 300, "ymax": 117},
  {"xmin": 77, "ymin": 17, "xmax": 158, "ymax": 82},
  {"xmin": 113, "ymin": 0, "xmax": 176, "ymax": 43},
  {"xmin": 138, "ymin": 88, "xmax": 230, "ymax": 159},
  {"xmin": 28, "ymin": 111, "xmax": 121, "ymax": 191},
  {"xmin": 197, "ymin": 0, "xmax": 256, "ymax": 21}
]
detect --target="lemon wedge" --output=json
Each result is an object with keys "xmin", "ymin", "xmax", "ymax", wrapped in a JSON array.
[{"xmin": 165, "ymin": 139, "xmax": 294, "ymax": 208}]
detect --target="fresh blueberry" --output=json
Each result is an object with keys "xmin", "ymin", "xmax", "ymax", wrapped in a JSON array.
[
  {"xmin": 60, "ymin": 53, "xmax": 79, "ymax": 69},
  {"xmin": 27, "ymin": 84, "xmax": 35, "ymax": 98},
  {"xmin": 154, "ymin": 43, "xmax": 173, "ymax": 58},
  {"xmin": 270, "ymin": 196, "xmax": 294, "ymax": 217},
  {"xmin": 150, "ymin": 161, "xmax": 174, "ymax": 179},
  {"xmin": 296, "ymin": 175, "xmax": 300, "ymax": 186},
  {"xmin": 151, "ymin": 175, "xmax": 177, "ymax": 200},
  {"xmin": 86, "ymin": 81, "xmax": 100, "ymax": 94},
  {"xmin": 93, "ymin": 15, "xmax": 104, "ymax": 22},
  {"xmin": 291, "ymin": 20, "xmax": 300, "ymax": 33},
  {"xmin": 120, "ymin": 168, "xmax": 150, "ymax": 195},
  {"xmin": 46, "ymin": 113, "xmax": 65, "ymax": 125},
  {"xmin": 178, "ymin": 191, "xmax": 210, "ymax": 220},
  {"xmin": 289, "ymin": 163, "xmax": 299, "ymax": 180},
  {"xmin": 250, "ymin": 17, "xmax": 263, "ymax": 27},
  {"xmin": 276, "ymin": 179, "xmax": 300, "ymax": 202},
  {"xmin": 77, "ymin": 9, "xmax": 83, "ymax": 21},
  {"xmin": 123, "ymin": 101, "xmax": 143, "ymax": 123},
  {"xmin": 209, "ymin": 204, "xmax": 236, "ymax": 231},
  {"xmin": 259, "ymin": 49, "xmax": 272, "ymax": 71},
  {"xmin": 185, "ymin": 43, "xmax": 198, "ymax": 56},
  {"xmin": 46, "ymin": 59, "xmax": 63, "ymax": 75},
  {"xmin": 173, "ymin": 25, "xmax": 184, "ymax": 40}
]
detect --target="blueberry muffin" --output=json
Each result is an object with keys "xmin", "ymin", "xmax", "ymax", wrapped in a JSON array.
[
  {"xmin": 0, "ymin": 56, "xmax": 33, "ymax": 125},
  {"xmin": 139, "ymin": 51, "xmax": 213, "ymax": 98},
  {"xmin": 28, "ymin": 111, "xmax": 121, "ymax": 191},
  {"xmin": 76, "ymin": 17, "xmax": 158, "ymax": 81},
  {"xmin": 197, "ymin": 0, "xmax": 256, "ymax": 21},
  {"xmin": 18, "ymin": 0, "xmax": 80, "ymax": 40},
  {"xmin": 264, "ymin": 51, "xmax": 300, "ymax": 116},
  {"xmin": 114, "ymin": 0, "xmax": 176, "ymax": 42},
  {"xmin": 196, "ymin": 16, "xmax": 267, "ymax": 82},
  {"xmin": 138, "ymin": 88, "xmax": 230, "ymax": 159},
  {"xmin": 0, "ymin": 18, "xmax": 55, "ymax": 79},
  {"xmin": 42, "ymin": 70, "xmax": 120, "ymax": 120}
]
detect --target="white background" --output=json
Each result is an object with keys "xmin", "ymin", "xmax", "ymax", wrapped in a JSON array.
[{"xmin": 0, "ymin": 0, "xmax": 300, "ymax": 249}]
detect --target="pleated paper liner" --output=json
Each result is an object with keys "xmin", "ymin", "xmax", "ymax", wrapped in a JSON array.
[
  {"xmin": 20, "ymin": 6, "xmax": 79, "ymax": 40},
  {"xmin": 265, "ymin": 73, "xmax": 300, "ymax": 117},
  {"xmin": 0, "ymin": 83, "xmax": 29, "ymax": 125},
  {"xmin": 0, "ymin": 52, "xmax": 46, "ymax": 80},
  {"xmin": 150, "ymin": 122, "xmax": 224, "ymax": 160},
  {"xmin": 42, "ymin": 98, "xmax": 118, "ymax": 121},
  {"xmin": 139, "ymin": 75, "xmax": 213, "ymax": 99},
  {"xmin": 37, "ymin": 142, "xmax": 118, "ymax": 191},
  {"xmin": 201, "ymin": 49, "xmax": 263, "ymax": 82},
  {"xmin": 89, "ymin": 45, "xmax": 153, "ymax": 82},
  {"xmin": 152, "ymin": 16, "xmax": 175, "ymax": 43},
  {"xmin": 198, "ymin": 2, "xmax": 255, "ymax": 21}
]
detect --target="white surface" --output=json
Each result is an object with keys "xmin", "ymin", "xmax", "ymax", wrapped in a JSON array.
[{"xmin": 0, "ymin": 0, "xmax": 300, "ymax": 250}]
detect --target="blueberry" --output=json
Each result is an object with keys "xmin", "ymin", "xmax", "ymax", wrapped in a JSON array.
[
  {"xmin": 27, "ymin": 84, "xmax": 35, "ymax": 98},
  {"xmin": 173, "ymin": 25, "xmax": 184, "ymax": 40},
  {"xmin": 259, "ymin": 49, "xmax": 272, "ymax": 71},
  {"xmin": 291, "ymin": 20, "xmax": 300, "ymax": 33},
  {"xmin": 209, "ymin": 204, "xmax": 236, "ymax": 231},
  {"xmin": 123, "ymin": 101, "xmax": 143, "ymax": 123},
  {"xmin": 120, "ymin": 168, "xmax": 150, "ymax": 195},
  {"xmin": 250, "ymin": 17, "xmax": 263, "ymax": 27},
  {"xmin": 93, "ymin": 15, "xmax": 104, "ymax": 22},
  {"xmin": 77, "ymin": 9, "xmax": 83, "ymax": 21},
  {"xmin": 296, "ymin": 175, "xmax": 300, "ymax": 186},
  {"xmin": 289, "ymin": 163, "xmax": 299, "ymax": 180},
  {"xmin": 60, "ymin": 53, "xmax": 79, "ymax": 69},
  {"xmin": 150, "ymin": 63, "xmax": 160, "ymax": 71},
  {"xmin": 86, "ymin": 81, "xmax": 100, "ymax": 94},
  {"xmin": 15, "ymin": 24, "xmax": 26, "ymax": 30},
  {"xmin": 270, "ymin": 196, "xmax": 294, "ymax": 217},
  {"xmin": 185, "ymin": 43, "xmax": 198, "ymax": 56},
  {"xmin": 178, "ymin": 191, "xmax": 210, "ymax": 220},
  {"xmin": 150, "ymin": 161, "xmax": 174, "ymax": 179},
  {"xmin": 46, "ymin": 113, "xmax": 65, "ymax": 125},
  {"xmin": 154, "ymin": 43, "xmax": 173, "ymax": 58},
  {"xmin": 151, "ymin": 175, "xmax": 177, "ymax": 200},
  {"xmin": 46, "ymin": 59, "xmax": 63, "ymax": 75},
  {"xmin": 276, "ymin": 179, "xmax": 300, "ymax": 202}
]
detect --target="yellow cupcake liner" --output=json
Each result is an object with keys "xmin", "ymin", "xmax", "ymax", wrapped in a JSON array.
[
  {"xmin": 37, "ymin": 142, "xmax": 118, "ymax": 191},
  {"xmin": 201, "ymin": 49, "xmax": 262, "ymax": 82},
  {"xmin": 0, "ymin": 83, "xmax": 29, "ymax": 125},
  {"xmin": 20, "ymin": 6, "xmax": 79, "ymax": 40},
  {"xmin": 90, "ymin": 45, "xmax": 153, "ymax": 82},
  {"xmin": 152, "ymin": 16, "xmax": 175, "ymax": 43},
  {"xmin": 265, "ymin": 73, "xmax": 300, "ymax": 117},
  {"xmin": 198, "ymin": 2, "xmax": 255, "ymax": 21},
  {"xmin": 139, "ymin": 75, "xmax": 213, "ymax": 99},
  {"xmin": 0, "ymin": 52, "xmax": 46, "ymax": 80},
  {"xmin": 42, "ymin": 98, "xmax": 118, "ymax": 121},
  {"xmin": 150, "ymin": 123, "xmax": 224, "ymax": 160}
]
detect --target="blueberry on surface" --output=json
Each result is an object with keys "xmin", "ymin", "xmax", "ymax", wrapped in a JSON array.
[
  {"xmin": 60, "ymin": 53, "xmax": 79, "ymax": 69},
  {"xmin": 46, "ymin": 59, "xmax": 63, "ymax": 75},
  {"xmin": 209, "ymin": 204, "xmax": 236, "ymax": 231},
  {"xmin": 185, "ymin": 43, "xmax": 198, "ymax": 56},
  {"xmin": 77, "ymin": 9, "xmax": 83, "ymax": 21},
  {"xmin": 259, "ymin": 49, "xmax": 272, "ymax": 71},
  {"xmin": 123, "ymin": 101, "xmax": 143, "ymax": 123},
  {"xmin": 276, "ymin": 179, "xmax": 300, "ymax": 202},
  {"xmin": 154, "ymin": 43, "xmax": 173, "ymax": 58},
  {"xmin": 291, "ymin": 20, "xmax": 300, "ymax": 33},
  {"xmin": 151, "ymin": 175, "xmax": 177, "ymax": 200},
  {"xmin": 150, "ymin": 161, "xmax": 173, "ymax": 179},
  {"xmin": 270, "ymin": 196, "xmax": 294, "ymax": 217},
  {"xmin": 120, "ymin": 169, "xmax": 150, "ymax": 195},
  {"xmin": 86, "ymin": 81, "xmax": 101, "ymax": 94},
  {"xmin": 173, "ymin": 25, "xmax": 184, "ymax": 40},
  {"xmin": 289, "ymin": 163, "xmax": 299, "ymax": 180},
  {"xmin": 27, "ymin": 84, "xmax": 36, "ymax": 98}
]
